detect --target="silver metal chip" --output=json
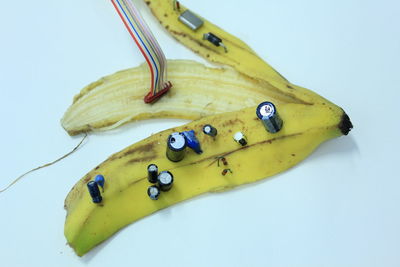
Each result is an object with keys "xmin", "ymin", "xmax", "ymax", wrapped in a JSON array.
[{"xmin": 178, "ymin": 10, "xmax": 204, "ymax": 31}]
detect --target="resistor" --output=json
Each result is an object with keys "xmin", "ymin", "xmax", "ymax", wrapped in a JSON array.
[{"xmin": 221, "ymin": 169, "xmax": 232, "ymax": 176}]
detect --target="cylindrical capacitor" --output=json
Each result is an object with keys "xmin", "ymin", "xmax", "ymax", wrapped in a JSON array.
[
  {"xmin": 147, "ymin": 164, "xmax": 158, "ymax": 183},
  {"xmin": 203, "ymin": 124, "xmax": 218, "ymax": 137},
  {"xmin": 256, "ymin": 101, "xmax": 283, "ymax": 133},
  {"xmin": 166, "ymin": 132, "xmax": 187, "ymax": 162},
  {"xmin": 157, "ymin": 171, "xmax": 174, "ymax": 191},
  {"xmin": 87, "ymin": 181, "xmax": 102, "ymax": 203},
  {"xmin": 147, "ymin": 185, "xmax": 161, "ymax": 200},
  {"xmin": 233, "ymin": 132, "xmax": 247, "ymax": 146}
]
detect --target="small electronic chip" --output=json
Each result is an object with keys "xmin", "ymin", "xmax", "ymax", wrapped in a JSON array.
[{"xmin": 178, "ymin": 10, "xmax": 204, "ymax": 31}]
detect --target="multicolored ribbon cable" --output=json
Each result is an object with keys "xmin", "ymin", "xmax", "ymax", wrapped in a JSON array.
[{"xmin": 111, "ymin": 0, "xmax": 172, "ymax": 103}]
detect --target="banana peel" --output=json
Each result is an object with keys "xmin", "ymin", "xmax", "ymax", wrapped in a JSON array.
[
  {"xmin": 65, "ymin": 103, "xmax": 352, "ymax": 256},
  {"xmin": 62, "ymin": 60, "xmax": 323, "ymax": 136},
  {"xmin": 61, "ymin": 0, "xmax": 338, "ymax": 135}
]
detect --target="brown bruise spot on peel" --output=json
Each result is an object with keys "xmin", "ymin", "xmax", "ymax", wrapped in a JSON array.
[{"xmin": 127, "ymin": 155, "xmax": 157, "ymax": 164}]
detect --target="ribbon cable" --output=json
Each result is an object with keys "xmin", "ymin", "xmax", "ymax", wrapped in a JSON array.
[{"xmin": 111, "ymin": 0, "xmax": 171, "ymax": 103}]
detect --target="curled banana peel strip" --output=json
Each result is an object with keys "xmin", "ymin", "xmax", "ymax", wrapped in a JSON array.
[
  {"xmin": 65, "ymin": 103, "xmax": 352, "ymax": 256},
  {"xmin": 61, "ymin": 60, "xmax": 317, "ymax": 136}
]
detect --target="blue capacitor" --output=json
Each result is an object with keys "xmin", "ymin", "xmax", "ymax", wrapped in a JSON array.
[
  {"xmin": 181, "ymin": 130, "xmax": 202, "ymax": 154},
  {"xmin": 87, "ymin": 181, "xmax": 102, "ymax": 204},
  {"xmin": 94, "ymin": 174, "xmax": 105, "ymax": 191},
  {"xmin": 256, "ymin": 102, "xmax": 283, "ymax": 133}
]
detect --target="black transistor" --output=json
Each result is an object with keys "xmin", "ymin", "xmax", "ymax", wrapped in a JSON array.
[{"xmin": 203, "ymin": 32, "xmax": 227, "ymax": 52}]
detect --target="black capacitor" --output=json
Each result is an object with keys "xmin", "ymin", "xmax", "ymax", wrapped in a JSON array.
[
  {"xmin": 87, "ymin": 181, "xmax": 102, "ymax": 203},
  {"xmin": 147, "ymin": 164, "xmax": 158, "ymax": 183},
  {"xmin": 147, "ymin": 185, "xmax": 161, "ymax": 200},
  {"xmin": 203, "ymin": 124, "xmax": 218, "ymax": 137},
  {"xmin": 166, "ymin": 132, "xmax": 187, "ymax": 162},
  {"xmin": 256, "ymin": 101, "xmax": 283, "ymax": 133},
  {"xmin": 157, "ymin": 171, "xmax": 174, "ymax": 191}
]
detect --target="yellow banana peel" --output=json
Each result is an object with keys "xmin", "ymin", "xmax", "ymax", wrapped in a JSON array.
[
  {"xmin": 65, "ymin": 103, "xmax": 352, "ymax": 256},
  {"xmin": 63, "ymin": 0, "xmax": 353, "ymax": 257}
]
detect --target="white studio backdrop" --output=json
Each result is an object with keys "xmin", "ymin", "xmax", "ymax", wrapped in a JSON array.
[{"xmin": 0, "ymin": 0, "xmax": 399, "ymax": 266}]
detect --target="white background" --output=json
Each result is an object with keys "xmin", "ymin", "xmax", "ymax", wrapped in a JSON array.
[{"xmin": 0, "ymin": 0, "xmax": 399, "ymax": 266}]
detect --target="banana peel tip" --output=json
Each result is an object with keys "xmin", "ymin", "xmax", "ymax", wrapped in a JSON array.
[{"xmin": 339, "ymin": 111, "xmax": 353, "ymax": 135}]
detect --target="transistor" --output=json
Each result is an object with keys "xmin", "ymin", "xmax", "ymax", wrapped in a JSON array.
[
  {"xmin": 166, "ymin": 132, "xmax": 187, "ymax": 162},
  {"xmin": 87, "ymin": 181, "xmax": 102, "ymax": 204},
  {"xmin": 147, "ymin": 185, "xmax": 161, "ymax": 200},
  {"xmin": 147, "ymin": 164, "xmax": 158, "ymax": 183},
  {"xmin": 178, "ymin": 10, "xmax": 204, "ymax": 31},
  {"xmin": 203, "ymin": 32, "xmax": 227, "ymax": 52},
  {"xmin": 157, "ymin": 171, "xmax": 174, "ymax": 191},
  {"xmin": 233, "ymin": 132, "xmax": 247, "ymax": 146},
  {"xmin": 256, "ymin": 101, "xmax": 283, "ymax": 133},
  {"xmin": 203, "ymin": 124, "xmax": 218, "ymax": 137}
]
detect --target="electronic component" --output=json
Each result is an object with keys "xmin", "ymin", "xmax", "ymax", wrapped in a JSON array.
[
  {"xmin": 181, "ymin": 130, "xmax": 202, "ymax": 154},
  {"xmin": 203, "ymin": 124, "xmax": 218, "ymax": 137},
  {"xmin": 178, "ymin": 10, "xmax": 204, "ymax": 31},
  {"xmin": 87, "ymin": 181, "xmax": 102, "ymax": 204},
  {"xmin": 94, "ymin": 174, "xmax": 105, "ymax": 192},
  {"xmin": 147, "ymin": 185, "xmax": 161, "ymax": 200},
  {"xmin": 256, "ymin": 101, "xmax": 283, "ymax": 133},
  {"xmin": 166, "ymin": 132, "xmax": 187, "ymax": 162},
  {"xmin": 221, "ymin": 169, "xmax": 232, "ymax": 176},
  {"xmin": 111, "ymin": 0, "xmax": 171, "ymax": 104},
  {"xmin": 157, "ymin": 171, "xmax": 174, "ymax": 191},
  {"xmin": 233, "ymin": 132, "xmax": 247, "ymax": 146},
  {"xmin": 147, "ymin": 164, "xmax": 158, "ymax": 183},
  {"xmin": 173, "ymin": 0, "xmax": 180, "ymax": 11},
  {"xmin": 203, "ymin": 32, "xmax": 227, "ymax": 52}
]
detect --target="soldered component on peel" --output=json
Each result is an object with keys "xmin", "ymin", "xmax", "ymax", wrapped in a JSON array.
[
  {"xmin": 158, "ymin": 171, "xmax": 174, "ymax": 191},
  {"xmin": 87, "ymin": 181, "xmax": 102, "ymax": 204},
  {"xmin": 173, "ymin": 0, "xmax": 180, "ymax": 11},
  {"xmin": 181, "ymin": 130, "xmax": 202, "ymax": 154},
  {"xmin": 166, "ymin": 132, "xmax": 187, "ymax": 162},
  {"xmin": 147, "ymin": 164, "xmax": 158, "ymax": 183},
  {"xmin": 233, "ymin": 132, "xmax": 247, "ymax": 146},
  {"xmin": 203, "ymin": 32, "xmax": 227, "ymax": 53},
  {"xmin": 256, "ymin": 101, "xmax": 283, "ymax": 133},
  {"xmin": 217, "ymin": 156, "xmax": 228, "ymax": 167},
  {"xmin": 94, "ymin": 174, "xmax": 105, "ymax": 192},
  {"xmin": 179, "ymin": 10, "xmax": 204, "ymax": 31},
  {"xmin": 203, "ymin": 124, "xmax": 218, "ymax": 137},
  {"xmin": 147, "ymin": 185, "xmax": 160, "ymax": 200},
  {"xmin": 221, "ymin": 169, "xmax": 232, "ymax": 176}
]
